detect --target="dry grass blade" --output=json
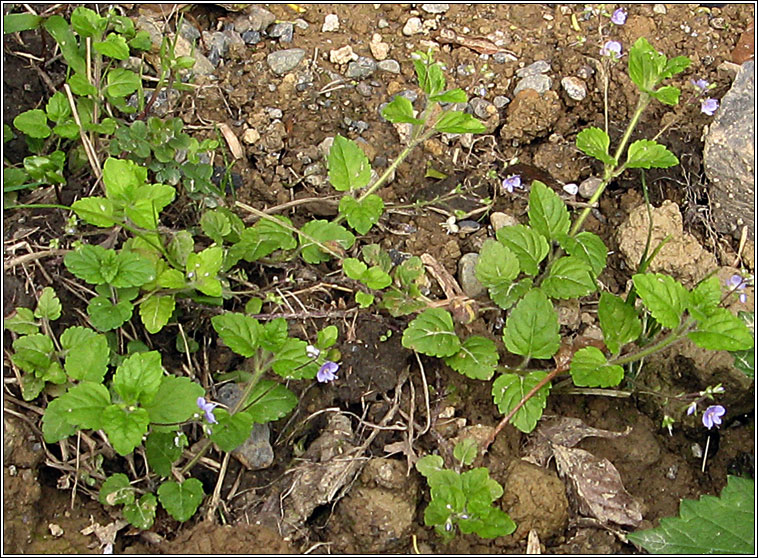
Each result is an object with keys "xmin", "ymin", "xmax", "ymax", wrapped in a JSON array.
[{"xmin": 217, "ymin": 122, "xmax": 244, "ymax": 160}]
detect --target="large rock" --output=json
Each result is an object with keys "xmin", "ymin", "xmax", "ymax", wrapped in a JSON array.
[{"xmin": 703, "ymin": 60, "xmax": 754, "ymax": 239}]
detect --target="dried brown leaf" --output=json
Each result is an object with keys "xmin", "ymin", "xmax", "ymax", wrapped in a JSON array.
[
  {"xmin": 552, "ymin": 444, "xmax": 643, "ymax": 527},
  {"xmin": 217, "ymin": 122, "xmax": 244, "ymax": 159}
]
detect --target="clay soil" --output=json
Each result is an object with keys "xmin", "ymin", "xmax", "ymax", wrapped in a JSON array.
[{"xmin": 3, "ymin": 3, "xmax": 754, "ymax": 555}]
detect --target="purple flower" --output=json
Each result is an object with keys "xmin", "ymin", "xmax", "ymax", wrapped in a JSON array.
[
  {"xmin": 701, "ymin": 98, "xmax": 719, "ymax": 116},
  {"xmin": 197, "ymin": 396, "xmax": 218, "ymax": 424},
  {"xmin": 691, "ymin": 78, "xmax": 709, "ymax": 93},
  {"xmin": 501, "ymin": 174, "xmax": 522, "ymax": 193},
  {"xmin": 317, "ymin": 361, "xmax": 339, "ymax": 383},
  {"xmin": 611, "ymin": 8, "xmax": 627, "ymax": 25},
  {"xmin": 686, "ymin": 402, "xmax": 697, "ymax": 416},
  {"xmin": 702, "ymin": 405, "xmax": 725, "ymax": 429},
  {"xmin": 727, "ymin": 274, "xmax": 750, "ymax": 303},
  {"xmin": 306, "ymin": 344, "xmax": 321, "ymax": 359},
  {"xmin": 600, "ymin": 40, "xmax": 623, "ymax": 60}
]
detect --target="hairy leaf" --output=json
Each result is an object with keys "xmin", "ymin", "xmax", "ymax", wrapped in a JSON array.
[
  {"xmin": 492, "ymin": 371, "xmax": 551, "ymax": 433},
  {"xmin": 402, "ymin": 308, "xmax": 460, "ymax": 357},
  {"xmin": 503, "ymin": 289, "xmax": 560, "ymax": 360}
]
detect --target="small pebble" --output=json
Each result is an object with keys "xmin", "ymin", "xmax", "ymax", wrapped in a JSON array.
[
  {"xmin": 293, "ymin": 18, "xmax": 309, "ymax": 31},
  {"xmin": 493, "ymin": 95, "xmax": 510, "ymax": 108},
  {"xmin": 563, "ymin": 183, "xmax": 579, "ymax": 196},
  {"xmin": 241, "ymin": 30, "xmax": 261, "ymax": 44},
  {"xmin": 516, "ymin": 60, "xmax": 551, "ymax": 77},
  {"xmin": 330, "ymin": 45, "xmax": 357, "ymax": 64},
  {"xmin": 356, "ymin": 82, "xmax": 374, "ymax": 97},
  {"xmin": 242, "ymin": 128, "xmax": 260, "ymax": 144},
  {"xmin": 469, "ymin": 97, "xmax": 495, "ymax": 119},
  {"xmin": 421, "ymin": 4, "xmax": 450, "ymax": 14},
  {"xmin": 377, "ymin": 59, "xmax": 401, "ymax": 74},
  {"xmin": 561, "ymin": 76, "xmax": 587, "ymax": 101},
  {"xmin": 403, "ymin": 17, "xmax": 424, "ymax": 36},
  {"xmin": 266, "ymin": 48, "xmax": 306, "ymax": 75},
  {"xmin": 709, "ymin": 17, "xmax": 726, "ymax": 30},
  {"xmin": 458, "ymin": 253, "xmax": 485, "ymax": 298},
  {"xmin": 346, "ymin": 56, "xmax": 377, "ymax": 79},
  {"xmin": 513, "ymin": 74, "xmax": 552, "ymax": 95},
  {"xmin": 653, "ymin": 4, "xmax": 667, "ymax": 14},
  {"xmin": 457, "ymin": 63, "xmax": 475, "ymax": 77},
  {"xmin": 369, "ymin": 34, "xmax": 390, "ymax": 60},
  {"xmin": 268, "ymin": 22, "xmax": 293, "ymax": 42},
  {"xmin": 490, "ymin": 212, "xmax": 519, "ymax": 231},
  {"xmin": 578, "ymin": 176, "xmax": 603, "ymax": 199},
  {"xmin": 457, "ymin": 220, "xmax": 482, "ymax": 235},
  {"xmin": 322, "ymin": 14, "xmax": 339, "ymax": 32},
  {"xmin": 378, "ymin": 18, "xmax": 389, "ymax": 29},
  {"xmin": 247, "ymin": 6, "xmax": 276, "ymax": 32}
]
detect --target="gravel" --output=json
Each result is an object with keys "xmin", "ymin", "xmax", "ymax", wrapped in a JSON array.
[
  {"xmin": 266, "ymin": 48, "xmax": 306, "ymax": 75},
  {"xmin": 346, "ymin": 56, "xmax": 377, "ymax": 79},
  {"xmin": 513, "ymin": 74, "xmax": 552, "ymax": 95},
  {"xmin": 561, "ymin": 76, "xmax": 587, "ymax": 101},
  {"xmin": 377, "ymin": 59, "xmax": 401, "ymax": 74}
]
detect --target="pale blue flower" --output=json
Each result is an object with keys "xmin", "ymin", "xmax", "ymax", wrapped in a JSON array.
[
  {"xmin": 601, "ymin": 40, "xmax": 623, "ymax": 60},
  {"xmin": 701, "ymin": 98, "xmax": 719, "ymax": 116},
  {"xmin": 306, "ymin": 344, "xmax": 321, "ymax": 359},
  {"xmin": 501, "ymin": 174, "xmax": 522, "ymax": 193},
  {"xmin": 691, "ymin": 78, "xmax": 709, "ymax": 93},
  {"xmin": 317, "ymin": 361, "xmax": 339, "ymax": 383},
  {"xmin": 727, "ymin": 274, "xmax": 749, "ymax": 303},
  {"xmin": 702, "ymin": 405, "xmax": 725, "ymax": 429},
  {"xmin": 611, "ymin": 8, "xmax": 627, "ymax": 25},
  {"xmin": 197, "ymin": 397, "xmax": 219, "ymax": 424},
  {"xmin": 686, "ymin": 402, "xmax": 697, "ymax": 416}
]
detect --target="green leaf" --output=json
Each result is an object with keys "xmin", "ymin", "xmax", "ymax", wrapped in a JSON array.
[
  {"xmin": 339, "ymin": 194, "xmax": 384, "ymax": 235},
  {"xmin": 597, "ymin": 292, "xmax": 642, "ymax": 354},
  {"xmin": 143, "ymin": 376, "xmax": 204, "ymax": 425},
  {"xmin": 228, "ymin": 216, "xmax": 297, "ymax": 264},
  {"xmin": 661, "ymin": 55, "xmax": 692, "ymax": 80},
  {"xmin": 626, "ymin": 476, "xmax": 753, "ymax": 554},
  {"xmin": 112, "ymin": 251, "xmax": 156, "ymax": 288},
  {"xmin": 570, "ymin": 346, "xmax": 624, "ymax": 387},
  {"xmin": 56, "ymin": 382, "xmax": 111, "ymax": 430},
  {"xmin": 271, "ymin": 338, "xmax": 319, "ymax": 380},
  {"xmin": 343, "ymin": 258, "xmax": 367, "ymax": 280},
  {"xmin": 3, "ymin": 13, "xmax": 43, "ymax": 34},
  {"xmin": 541, "ymin": 256, "xmax": 596, "ymax": 299},
  {"xmin": 433, "ymin": 111, "xmax": 486, "ymax": 134},
  {"xmin": 245, "ymin": 380, "xmax": 297, "ymax": 424},
  {"xmin": 419, "ymin": 61, "xmax": 446, "ymax": 96},
  {"xmin": 72, "ymin": 197, "xmax": 116, "ymax": 227},
  {"xmin": 633, "ymin": 273, "xmax": 688, "ymax": 329},
  {"xmin": 139, "ymin": 295, "xmax": 175, "ymax": 334},
  {"xmin": 361, "ymin": 244, "xmax": 392, "ymax": 273},
  {"xmin": 200, "ymin": 210, "xmax": 231, "ymax": 245},
  {"xmin": 61, "ymin": 326, "xmax": 110, "ymax": 382},
  {"xmin": 87, "ymin": 297, "xmax": 133, "ymax": 331},
  {"xmin": 299, "ymin": 220, "xmax": 355, "ymax": 264},
  {"xmin": 64, "ymin": 245, "xmax": 110, "ymax": 285},
  {"xmin": 260, "ymin": 318, "xmax": 288, "ymax": 353},
  {"xmin": 416, "ymin": 454, "xmax": 445, "ymax": 479},
  {"xmin": 167, "ymin": 230, "xmax": 195, "ymax": 267},
  {"xmin": 402, "ymin": 308, "xmax": 461, "ymax": 358},
  {"xmin": 13, "ymin": 109, "xmax": 51, "ymax": 139},
  {"xmin": 625, "ymin": 139, "xmax": 679, "ymax": 169},
  {"xmin": 158, "ymin": 479, "xmax": 204, "ymax": 522},
  {"xmin": 112, "ymin": 351, "xmax": 164, "ymax": 406},
  {"xmin": 488, "ymin": 278, "xmax": 533, "ymax": 311},
  {"xmin": 381, "ymin": 95, "xmax": 422, "ymax": 125},
  {"xmin": 102, "ymin": 404, "xmax": 150, "ymax": 456},
  {"xmin": 317, "ymin": 325, "xmax": 339, "ymax": 349},
  {"xmin": 209, "ymin": 409, "xmax": 254, "ymax": 452},
  {"xmin": 3, "ymin": 167, "xmax": 30, "ymax": 190},
  {"xmin": 355, "ymin": 292, "xmax": 373, "ymax": 308},
  {"xmin": 444, "ymin": 335, "xmax": 499, "ymax": 380},
  {"xmin": 628, "ymin": 37, "xmax": 665, "ymax": 92},
  {"xmin": 123, "ymin": 493, "xmax": 157, "ymax": 530},
  {"xmin": 731, "ymin": 312, "xmax": 754, "ymax": 379},
  {"xmin": 528, "ymin": 181, "xmax": 570, "ymax": 241},
  {"xmin": 99, "ymin": 473, "xmax": 134, "ymax": 507},
  {"xmin": 146, "ymin": 430, "xmax": 185, "ymax": 476},
  {"xmin": 44, "ymin": 16, "xmax": 86, "ymax": 75},
  {"xmin": 496, "ymin": 225, "xmax": 549, "ymax": 276},
  {"xmin": 503, "ymin": 289, "xmax": 560, "ymax": 360},
  {"xmin": 67, "ymin": 73, "xmax": 97, "ymax": 96},
  {"xmin": 35, "ymin": 286, "xmax": 62, "ymax": 320},
  {"xmin": 328, "ymin": 135, "xmax": 371, "ymax": 191},
  {"xmin": 475, "ymin": 239, "xmax": 519, "ymax": 298},
  {"xmin": 556, "ymin": 232, "xmax": 608, "ymax": 277},
  {"xmin": 104, "ymin": 68, "xmax": 140, "ymax": 99},
  {"xmin": 45, "ymin": 91, "xmax": 71, "ymax": 123},
  {"xmin": 688, "ymin": 308, "xmax": 754, "ymax": 351},
  {"xmin": 70, "ymin": 6, "xmax": 106, "ymax": 38},
  {"xmin": 492, "ymin": 371, "xmax": 551, "ymax": 433},
  {"xmin": 102, "ymin": 157, "xmax": 145, "ymax": 201},
  {"xmin": 576, "ymin": 127, "xmax": 616, "ymax": 166},
  {"xmin": 429, "ymin": 88, "xmax": 468, "ymax": 104},
  {"xmin": 185, "ymin": 246, "xmax": 223, "ymax": 297},
  {"xmin": 93, "ymin": 33, "xmax": 129, "ymax": 60},
  {"xmin": 4, "ymin": 307, "xmax": 39, "ymax": 335},
  {"xmin": 687, "ymin": 275, "xmax": 721, "ymax": 322},
  {"xmin": 211, "ymin": 313, "xmax": 261, "ymax": 357},
  {"xmin": 453, "ymin": 438, "xmax": 478, "ymax": 466},
  {"xmin": 128, "ymin": 30, "xmax": 153, "ymax": 51},
  {"xmin": 652, "ymin": 85, "xmax": 681, "ymax": 106},
  {"xmin": 362, "ymin": 266, "xmax": 392, "ymax": 290},
  {"xmin": 41, "ymin": 397, "xmax": 76, "ymax": 442},
  {"xmin": 11, "ymin": 333, "xmax": 53, "ymax": 374}
]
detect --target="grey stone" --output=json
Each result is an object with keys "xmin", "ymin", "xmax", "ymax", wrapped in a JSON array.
[
  {"xmin": 469, "ymin": 97, "xmax": 495, "ymax": 119},
  {"xmin": 267, "ymin": 48, "xmax": 306, "ymax": 75},
  {"xmin": 704, "ymin": 60, "xmax": 754, "ymax": 239},
  {"xmin": 493, "ymin": 95, "xmax": 510, "ymax": 108},
  {"xmin": 513, "ymin": 74, "xmax": 552, "ymax": 96},
  {"xmin": 248, "ymin": 6, "xmax": 276, "ymax": 32},
  {"xmin": 421, "ymin": 3, "xmax": 450, "ymax": 13},
  {"xmin": 578, "ymin": 176, "xmax": 603, "ymax": 199},
  {"xmin": 396, "ymin": 90, "xmax": 418, "ymax": 103},
  {"xmin": 561, "ymin": 76, "xmax": 587, "ymax": 101},
  {"xmin": 458, "ymin": 253, "xmax": 485, "ymax": 298},
  {"xmin": 293, "ymin": 18, "xmax": 309, "ymax": 31},
  {"xmin": 490, "ymin": 211, "xmax": 519, "ymax": 231},
  {"xmin": 268, "ymin": 22, "xmax": 293, "ymax": 43},
  {"xmin": 403, "ymin": 17, "xmax": 424, "ymax": 36},
  {"xmin": 377, "ymin": 59, "xmax": 401, "ymax": 74},
  {"xmin": 242, "ymin": 30, "xmax": 261, "ymax": 44},
  {"xmin": 356, "ymin": 82, "xmax": 374, "ymax": 97},
  {"xmin": 178, "ymin": 22, "xmax": 201, "ymax": 42},
  {"xmin": 346, "ymin": 56, "xmax": 377, "ymax": 79},
  {"xmin": 216, "ymin": 383, "xmax": 274, "ymax": 470},
  {"xmin": 516, "ymin": 60, "xmax": 551, "ymax": 78},
  {"xmin": 492, "ymin": 52, "xmax": 509, "ymax": 64}
]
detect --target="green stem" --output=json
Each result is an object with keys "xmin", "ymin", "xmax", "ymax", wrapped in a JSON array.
[
  {"xmin": 569, "ymin": 92, "xmax": 651, "ymax": 237},
  {"xmin": 611, "ymin": 318, "xmax": 695, "ymax": 368}
]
